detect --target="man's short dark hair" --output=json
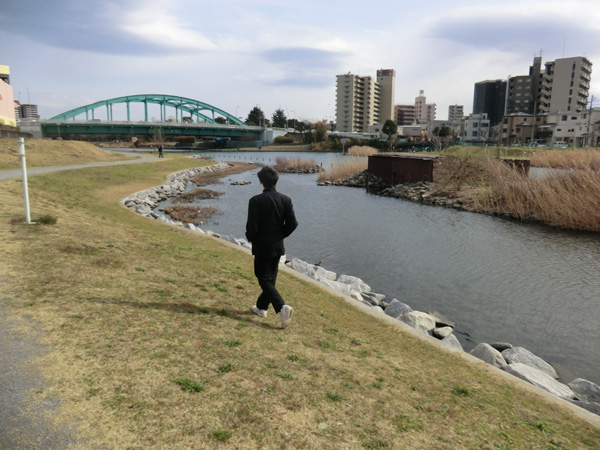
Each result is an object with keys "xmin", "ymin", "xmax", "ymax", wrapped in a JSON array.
[{"xmin": 257, "ymin": 166, "xmax": 279, "ymax": 188}]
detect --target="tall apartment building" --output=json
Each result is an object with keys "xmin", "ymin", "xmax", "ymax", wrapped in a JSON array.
[
  {"xmin": 376, "ymin": 69, "xmax": 395, "ymax": 124},
  {"xmin": 335, "ymin": 69, "xmax": 395, "ymax": 133},
  {"xmin": 448, "ymin": 105, "xmax": 464, "ymax": 121},
  {"xmin": 505, "ymin": 56, "xmax": 593, "ymax": 116},
  {"xmin": 415, "ymin": 90, "xmax": 436, "ymax": 121},
  {"xmin": 539, "ymin": 56, "xmax": 592, "ymax": 114},
  {"xmin": 0, "ymin": 64, "xmax": 17, "ymax": 128},
  {"xmin": 506, "ymin": 56, "xmax": 542, "ymax": 115},
  {"xmin": 395, "ymin": 104, "xmax": 416, "ymax": 125},
  {"xmin": 473, "ymin": 79, "xmax": 507, "ymax": 126},
  {"xmin": 19, "ymin": 104, "xmax": 39, "ymax": 119}
]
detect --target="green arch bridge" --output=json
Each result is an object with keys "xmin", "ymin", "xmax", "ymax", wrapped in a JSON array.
[{"xmin": 41, "ymin": 94, "xmax": 266, "ymax": 143}]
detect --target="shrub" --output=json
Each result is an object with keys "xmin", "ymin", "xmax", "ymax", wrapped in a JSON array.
[{"xmin": 274, "ymin": 136, "xmax": 294, "ymax": 144}]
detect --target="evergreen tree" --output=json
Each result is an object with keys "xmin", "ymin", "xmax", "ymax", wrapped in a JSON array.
[{"xmin": 272, "ymin": 109, "xmax": 287, "ymax": 128}]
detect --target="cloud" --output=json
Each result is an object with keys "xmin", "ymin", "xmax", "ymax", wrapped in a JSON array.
[
  {"xmin": 426, "ymin": 2, "xmax": 600, "ymax": 58},
  {"xmin": 0, "ymin": 0, "xmax": 217, "ymax": 55},
  {"xmin": 258, "ymin": 47, "xmax": 347, "ymax": 88}
]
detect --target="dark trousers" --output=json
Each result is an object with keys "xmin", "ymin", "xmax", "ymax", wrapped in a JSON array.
[{"xmin": 254, "ymin": 256, "xmax": 285, "ymax": 313}]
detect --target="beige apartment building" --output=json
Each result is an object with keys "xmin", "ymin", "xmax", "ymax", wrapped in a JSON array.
[
  {"xmin": 395, "ymin": 104, "xmax": 416, "ymax": 125},
  {"xmin": 335, "ymin": 69, "xmax": 395, "ymax": 133},
  {"xmin": 448, "ymin": 105, "xmax": 464, "ymax": 121},
  {"xmin": 539, "ymin": 56, "xmax": 592, "ymax": 114}
]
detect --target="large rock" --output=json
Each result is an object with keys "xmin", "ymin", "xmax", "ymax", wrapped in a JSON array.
[
  {"xmin": 288, "ymin": 259, "xmax": 337, "ymax": 283},
  {"xmin": 361, "ymin": 292, "xmax": 386, "ymax": 307},
  {"xmin": 441, "ymin": 334, "xmax": 463, "ymax": 351},
  {"xmin": 289, "ymin": 258, "xmax": 315, "ymax": 277},
  {"xmin": 490, "ymin": 342, "xmax": 513, "ymax": 352},
  {"xmin": 337, "ymin": 274, "xmax": 371, "ymax": 293},
  {"xmin": 318, "ymin": 278, "xmax": 354, "ymax": 296},
  {"xmin": 568, "ymin": 378, "xmax": 600, "ymax": 403},
  {"xmin": 505, "ymin": 363, "xmax": 575, "ymax": 399},
  {"xmin": 384, "ymin": 299, "xmax": 412, "ymax": 319},
  {"xmin": 433, "ymin": 326, "xmax": 454, "ymax": 339},
  {"xmin": 502, "ymin": 347, "xmax": 558, "ymax": 379},
  {"xmin": 398, "ymin": 311, "xmax": 436, "ymax": 332},
  {"xmin": 348, "ymin": 290, "xmax": 363, "ymax": 302},
  {"xmin": 427, "ymin": 310, "xmax": 456, "ymax": 328},
  {"xmin": 568, "ymin": 400, "xmax": 600, "ymax": 415},
  {"xmin": 311, "ymin": 265, "xmax": 337, "ymax": 282},
  {"xmin": 469, "ymin": 343, "xmax": 507, "ymax": 369}
]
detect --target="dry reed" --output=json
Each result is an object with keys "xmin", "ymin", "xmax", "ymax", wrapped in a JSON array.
[
  {"xmin": 317, "ymin": 156, "xmax": 367, "ymax": 182},
  {"xmin": 274, "ymin": 157, "xmax": 318, "ymax": 171},
  {"xmin": 474, "ymin": 159, "xmax": 600, "ymax": 231},
  {"xmin": 347, "ymin": 145, "xmax": 378, "ymax": 157},
  {"xmin": 530, "ymin": 147, "xmax": 600, "ymax": 171}
]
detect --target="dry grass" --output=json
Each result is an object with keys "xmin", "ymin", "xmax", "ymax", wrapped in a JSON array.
[
  {"xmin": 274, "ymin": 157, "xmax": 319, "ymax": 171},
  {"xmin": 0, "ymin": 138, "xmax": 132, "ymax": 169},
  {"xmin": 431, "ymin": 155, "xmax": 600, "ymax": 231},
  {"xmin": 172, "ymin": 188, "xmax": 223, "ymax": 203},
  {"xmin": 474, "ymin": 159, "xmax": 600, "ymax": 231},
  {"xmin": 347, "ymin": 145, "xmax": 379, "ymax": 157},
  {"xmin": 530, "ymin": 147, "xmax": 600, "ymax": 170},
  {"xmin": 0, "ymin": 154, "xmax": 599, "ymax": 448},
  {"xmin": 318, "ymin": 156, "xmax": 368, "ymax": 182},
  {"xmin": 164, "ymin": 205, "xmax": 222, "ymax": 224}
]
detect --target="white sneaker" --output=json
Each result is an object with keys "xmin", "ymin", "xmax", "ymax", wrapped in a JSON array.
[
  {"xmin": 251, "ymin": 305, "xmax": 267, "ymax": 318},
  {"xmin": 279, "ymin": 305, "xmax": 293, "ymax": 328}
]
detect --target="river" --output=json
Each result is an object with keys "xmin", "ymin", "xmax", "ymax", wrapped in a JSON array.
[{"xmin": 164, "ymin": 150, "xmax": 600, "ymax": 386}]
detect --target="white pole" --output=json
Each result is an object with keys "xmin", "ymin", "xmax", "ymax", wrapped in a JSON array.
[{"xmin": 17, "ymin": 138, "xmax": 32, "ymax": 224}]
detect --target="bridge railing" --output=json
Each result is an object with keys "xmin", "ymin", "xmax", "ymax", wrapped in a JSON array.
[{"xmin": 42, "ymin": 119, "xmax": 264, "ymax": 130}]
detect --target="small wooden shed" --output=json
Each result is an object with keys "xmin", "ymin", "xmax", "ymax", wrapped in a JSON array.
[{"xmin": 368, "ymin": 154, "xmax": 438, "ymax": 184}]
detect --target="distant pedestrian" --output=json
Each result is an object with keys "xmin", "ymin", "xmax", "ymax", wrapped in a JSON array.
[
  {"xmin": 246, "ymin": 166, "xmax": 298, "ymax": 328},
  {"xmin": 158, "ymin": 145, "xmax": 164, "ymax": 158}
]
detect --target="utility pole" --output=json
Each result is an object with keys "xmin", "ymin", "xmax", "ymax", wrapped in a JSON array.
[
  {"xmin": 531, "ymin": 100, "xmax": 537, "ymax": 145},
  {"xmin": 586, "ymin": 95, "xmax": 594, "ymax": 147},
  {"xmin": 17, "ymin": 138, "xmax": 32, "ymax": 224}
]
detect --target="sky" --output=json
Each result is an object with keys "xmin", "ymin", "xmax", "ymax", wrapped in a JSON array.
[{"xmin": 2, "ymin": 0, "xmax": 600, "ymax": 122}]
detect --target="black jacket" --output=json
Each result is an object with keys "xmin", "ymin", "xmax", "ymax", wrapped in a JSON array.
[{"xmin": 245, "ymin": 187, "xmax": 298, "ymax": 258}]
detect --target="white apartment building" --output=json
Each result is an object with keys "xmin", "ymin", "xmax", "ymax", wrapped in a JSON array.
[
  {"xmin": 415, "ymin": 90, "xmax": 436, "ymax": 121},
  {"xmin": 448, "ymin": 105, "xmax": 464, "ymax": 121},
  {"xmin": 335, "ymin": 69, "xmax": 395, "ymax": 133},
  {"xmin": 539, "ymin": 56, "xmax": 592, "ymax": 114},
  {"xmin": 463, "ymin": 113, "xmax": 491, "ymax": 142},
  {"xmin": 545, "ymin": 109, "xmax": 600, "ymax": 146}
]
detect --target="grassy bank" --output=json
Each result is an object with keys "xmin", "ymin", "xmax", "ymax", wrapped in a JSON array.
[
  {"xmin": 0, "ymin": 138, "xmax": 132, "ymax": 170},
  {"xmin": 1, "ymin": 153, "xmax": 599, "ymax": 448}
]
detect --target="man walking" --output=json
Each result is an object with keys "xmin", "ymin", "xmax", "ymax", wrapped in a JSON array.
[{"xmin": 246, "ymin": 166, "xmax": 298, "ymax": 328}]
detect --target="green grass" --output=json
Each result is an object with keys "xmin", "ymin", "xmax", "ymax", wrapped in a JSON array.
[{"xmin": 0, "ymin": 149, "xmax": 599, "ymax": 449}]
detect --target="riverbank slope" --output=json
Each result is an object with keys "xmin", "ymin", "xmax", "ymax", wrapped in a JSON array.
[{"xmin": 1, "ymin": 145, "xmax": 599, "ymax": 448}]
